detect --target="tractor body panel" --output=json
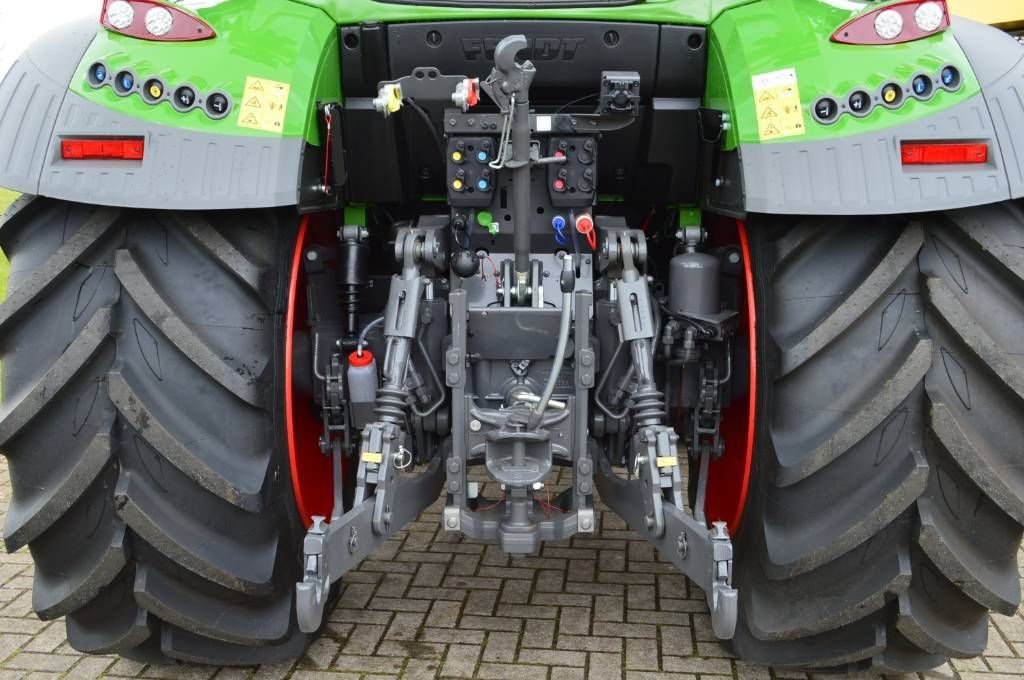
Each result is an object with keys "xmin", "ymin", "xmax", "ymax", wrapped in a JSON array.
[
  {"xmin": 705, "ymin": 2, "xmax": 1024, "ymax": 214},
  {"xmin": 0, "ymin": 0, "xmax": 1022, "ymax": 212},
  {"xmin": 0, "ymin": 0, "xmax": 339, "ymax": 209}
]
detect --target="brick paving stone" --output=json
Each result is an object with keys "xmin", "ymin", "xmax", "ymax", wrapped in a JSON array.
[
  {"xmin": 5, "ymin": 651, "xmax": 76, "ymax": 673},
  {"xmin": 551, "ymin": 668, "xmax": 585, "ymax": 680},
  {"xmin": 557, "ymin": 607, "xmax": 590, "ymax": 636},
  {"xmin": 0, "ymin": 456, "xmax": 1019, "ymax": 680},
  {"xmin": 441, "ymin": 644, "xmax": 481, "ymax": 678},
  {"xmin": 404, "ymin": 658, "xmax": 441, "ymax": 680},
  {"xmin": 475, "ymin": 662, "xmax": 543, "ymax": 680},
  {"xmin": 520, "ymin": 620, "xmax": 555, "ymax": 649},
  {"xmin": 588, "ymin": 652, "xmax": 624, "ymax": 680},
  {"xmin": 556, "ymin": 636, "xmax": 623, "ymax": 654},
  {"xmin": 482, "ymin": 633, "xmax": 518, "ymax": 663},
  {"xmin": 375, "ymin": 640, "xmax": 445, "ymax": 659},
  {"xmin": 422, "ymin": 629, "xmax": 486, "ymax": 646},
  {"xmin": 626, "ymin": 638, "xmax": 659, "ymax": 671}
]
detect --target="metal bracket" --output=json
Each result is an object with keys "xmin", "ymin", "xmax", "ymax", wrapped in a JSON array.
[
  {"xmin": 374, "ymin": 67, "xmax": 470, "ymax": 115},
  {"xmin": 595, "ymin": 455, "xmax": 738, "ymax": 640},
  {"xmin": 296, "ymin": 457, "xmax": 444, "ymax": 633},
  {"xmin": 360, "ymin": 422, "xmax": 406, "ymax": 536}
]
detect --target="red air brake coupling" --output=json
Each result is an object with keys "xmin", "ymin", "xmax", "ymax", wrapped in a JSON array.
[
  {"xmin": 466, "ymin": 79, "xmax": 480, "ymax": 108},
  {"xmin": 575, "ymin": 213, "xmax": 597, "ymax": 251}
]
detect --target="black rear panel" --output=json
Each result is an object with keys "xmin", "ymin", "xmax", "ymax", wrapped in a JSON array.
[
  {"xmin": 338, "ymin": 20, "xmax": 709, "ymax": 206},
  {"xmin": 388, "ymin": 21, "xmax": 661, "ymax": 100}
]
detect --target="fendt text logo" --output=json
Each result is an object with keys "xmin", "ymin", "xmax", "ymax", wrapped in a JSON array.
[{"xmin": 461, "ymin": 37, "xmax": 586, "ymax": 62}]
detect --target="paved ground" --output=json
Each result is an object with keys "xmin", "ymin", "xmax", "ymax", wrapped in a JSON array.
[{"xmin": 0, "ymin": 462, "xmax": 1019, "ymax": 679}]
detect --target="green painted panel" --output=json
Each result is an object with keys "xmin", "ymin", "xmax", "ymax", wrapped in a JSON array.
[
  {"xmin": 706, "ymin": 0, "xmax": 979, "ymax": 147},
  {"xmin": 70, "ymin": 0, "xmax": 341, "ymax": 144},
  {"xmin": 294, "ymin": 0, "xmax": 757, "ymax": 25}
]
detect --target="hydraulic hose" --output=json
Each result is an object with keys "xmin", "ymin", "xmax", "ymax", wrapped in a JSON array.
[
  {"xmin": 356, "ymin": 317, "xmax": 385, "ymax": 355},
  {"xmin": 531, "ymin": 257, "xmax": 575, "ymax": 427}
]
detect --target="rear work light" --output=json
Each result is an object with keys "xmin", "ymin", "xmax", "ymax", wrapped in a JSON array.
[
  {"xmin": 901, "ymin": 142, "xmax": 988, "ymax": 165},
  {"xmin": 100, "ymin": 0, "xmax": 215, "ymax": 42},
  {"xmin": 61, "ymin": 138, "xmax": 145, "ymax": 161},
  {"xmin": 833, "ymin": 1, "xmax": 950, "ymax": 45}
]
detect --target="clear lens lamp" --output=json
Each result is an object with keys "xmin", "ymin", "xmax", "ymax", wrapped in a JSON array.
[
  {"xmin": 914, "ymin": 2, "xmax": 945, "ymax": 32},
  {"xmin": 874, "ymin": 9, "xmax": 904, "ymax": 40},
  {"xmin": 106, "ymin": 0, "xmax": 135, "ymax": 29},
  {"xmin": 145, "ymin": 7, "xmax": 174, "ymax": 37}
]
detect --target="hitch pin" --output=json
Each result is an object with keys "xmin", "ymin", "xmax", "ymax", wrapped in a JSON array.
[{"xmin": 514, "ymin": 393, "xmax": 567, "ymax": 411}]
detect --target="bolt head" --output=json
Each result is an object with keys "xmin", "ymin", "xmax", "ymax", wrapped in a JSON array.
[
  {"xmin": 446, "ymin": 516, "xmax": 459, "ymax": 528},
  {"xmin": 469, "ymin": 419, "xmax": 482, "ymax": 432}
]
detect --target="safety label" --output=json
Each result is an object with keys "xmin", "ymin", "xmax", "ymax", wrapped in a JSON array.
[
  {"xmin": 752, "ymin": 68, "xmax": 807, "ymax": 141},
  {"xmin": 237, "ymin": 76, "xmax": 291, "ymax": 133}
]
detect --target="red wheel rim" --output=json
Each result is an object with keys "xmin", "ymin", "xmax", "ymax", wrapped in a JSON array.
[
  {"xmin": 703, "ymin": 219, "xmax": 757, "ymax": 534},
  {"xmin": 286, "ymin": 215, "xmax": 335, "ymax": 527}
]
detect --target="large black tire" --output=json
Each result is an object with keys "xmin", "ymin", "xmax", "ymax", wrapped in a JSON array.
[
  {"xmin": 733, "ymin": 202, "xmax": 1024, "ymax": 672},
  {"xmin": 0, "ymin": 197, "xmax": 314, "ymax": 664}
]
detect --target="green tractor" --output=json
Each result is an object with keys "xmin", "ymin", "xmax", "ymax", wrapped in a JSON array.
[{"xmin": 1, "ymin": 0, "xmax": 1022, "ymax": 671}]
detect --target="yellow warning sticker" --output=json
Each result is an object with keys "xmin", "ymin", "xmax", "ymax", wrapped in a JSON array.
[
  {"xmin": 752, "ymin": 68, "xmax": 807, "ymax": 142},
  {"xmin": 362, "ymin": 451, "xmax": 383, "ymax": 465},
  {"xmin": 237, "ymin": 76, "xmax": 291, "ymax": 134},
  {"xmin": 656, "ymin": 456, "xmax": 679, "ymax": 469}
]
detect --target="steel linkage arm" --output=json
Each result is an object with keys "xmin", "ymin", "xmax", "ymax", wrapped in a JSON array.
[
  {"xmin": 296, "ymin": 227, "xmax": 448, "ymax": 633},
  {"xmin": 595, "ymin": 227, "xmax": 738, "ymax": 640},
  {"xmin": 594, "ymin": 455, "xmax": 737, "ymax": 639},
  {"xmin": 296, "ymin": 456, "xmax": 443, "ymax": 633}
]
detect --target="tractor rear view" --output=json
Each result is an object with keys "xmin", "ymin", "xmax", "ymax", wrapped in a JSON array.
[{"xmin": 1, "ymin": 0, "xmax": 1023, "ymax": 671}]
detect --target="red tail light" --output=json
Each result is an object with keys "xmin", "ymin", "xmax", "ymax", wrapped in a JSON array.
[
  {"xmin": 62, "ymin": 138, "xmax": 145, "ymax": 161},
  {"xmin": 901, "ymin": 142, "xmax": 988, "ymax": 165},
  {"xmin": 100, "ymin": 0, "xmax": 215, "ymax": 42},
  {"xmin": 832, "ymin": 1, "xmax": 950, "ymax": 45}
]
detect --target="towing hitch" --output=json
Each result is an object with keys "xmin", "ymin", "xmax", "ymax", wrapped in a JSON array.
[{"xmin": 294, "ymin": 36, "xmax": 740, "ymax": 641}]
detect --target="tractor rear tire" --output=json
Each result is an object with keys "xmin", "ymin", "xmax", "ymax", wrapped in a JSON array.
[
  {"xmin": 0, "ymin": 198, "xmax": 315, "ymax": 664},
  {"xmin": 734, "ymin": 201, "xmax": 1024, "ymax": 672}
]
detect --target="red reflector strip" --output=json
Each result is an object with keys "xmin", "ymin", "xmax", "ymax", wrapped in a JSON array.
[
  {"xmin": 61, "ymin": 138, "xmax": 145, "ymax": 161},
  {"xmin": 901, "ymin": 142, "xmax": 988, "ymax": 165}
]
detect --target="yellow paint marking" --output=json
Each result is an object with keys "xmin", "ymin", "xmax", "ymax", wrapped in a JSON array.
[
  {"xmin": 362, "ymin": 451, "xmax": 383, "ymax": 464},
  {"xmin": 656, "ymin": 456, "xmax": 678, "ymax": 469}
]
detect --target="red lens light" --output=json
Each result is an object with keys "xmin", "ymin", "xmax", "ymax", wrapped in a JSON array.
[
  {"xmin": 100, "ymin": 0, "xmax": 215, "ymax": 42},
  {"xmin": 62, "ymin": 138, "xmax": 145, "ymax": 161},
  {"xmin": 901, "ymin": 142, "xmax": 988, "ymax": 165},
  {"xmin": 832, "ymin": 0, "xmax": 950, "ymax": 45}
]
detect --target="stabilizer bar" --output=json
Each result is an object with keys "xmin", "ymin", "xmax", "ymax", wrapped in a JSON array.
[
  {"xmin": 296, "ymin": 457, "xmax": 444, "ymax": 633},
  {"xmin": 594, "ymin": 457, "xmax": 738, "ymax": 639}
]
